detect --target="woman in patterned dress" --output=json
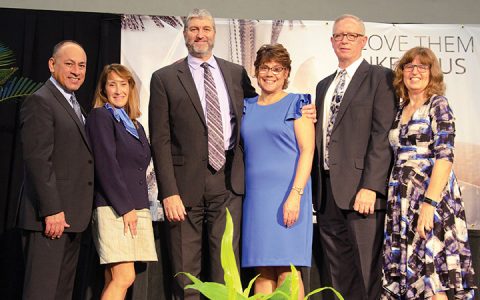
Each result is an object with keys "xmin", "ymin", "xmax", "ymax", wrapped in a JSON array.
[{"xmin": 382, "ymin": 47, "xmax": 477, "ymax": 299}]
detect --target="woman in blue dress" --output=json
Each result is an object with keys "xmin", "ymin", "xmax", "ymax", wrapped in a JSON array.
[
  {"xmin": 241, "ymin": 44, "xmax": 315, "ymax": 298},
  {"xmin": 382, "ymin": 47, "xmax": 476, "ymax": 299}
]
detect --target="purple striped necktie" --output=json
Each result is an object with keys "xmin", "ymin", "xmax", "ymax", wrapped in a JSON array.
[{"xmin": 201, "ymin": 62, "xmax": 225, "ymax": 171}]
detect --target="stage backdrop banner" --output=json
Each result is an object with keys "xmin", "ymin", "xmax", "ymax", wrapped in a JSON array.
[{"xmin": 121, "ymin": 16, "xmax": 480, "ymax": 229}]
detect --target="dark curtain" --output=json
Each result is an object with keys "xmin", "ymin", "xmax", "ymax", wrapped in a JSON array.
[{"xmin": 0, "ymin": 8, "xmax": 121, "ymax": 300}]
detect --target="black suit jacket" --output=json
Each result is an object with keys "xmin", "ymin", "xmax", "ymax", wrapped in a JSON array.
[
  {"xmin": 149, "ymin": 57, "xmax": 256, "ymax": 207},
  {"xmin": 18, "ymin": 80, "xmax": 94, "ymax": 232},
  {"xmin": 313, "ymin": 60, "xmax": 397, "ymax": 210}
]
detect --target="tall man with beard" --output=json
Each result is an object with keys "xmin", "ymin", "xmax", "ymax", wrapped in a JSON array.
[
  {"xmin": 313, "ymin": 15, "xmax": 397, "ymax": 300},
  {"xmin": 148, "ymin": 8, "xmax": 256, "ymax": 299}
]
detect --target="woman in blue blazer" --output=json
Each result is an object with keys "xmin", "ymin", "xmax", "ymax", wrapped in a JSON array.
[{"xmin": 86, "ymin": 64, "xmax": 157, "ymax": 299}]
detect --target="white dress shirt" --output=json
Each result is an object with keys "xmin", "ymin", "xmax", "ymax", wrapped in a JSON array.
[
  {"xmin": 188, "ymin": 54, "xmax": 234, "ymax": 150},
  {"xmin": 322, "ymin": 57, "xmax": 363, "ymax": 170}
]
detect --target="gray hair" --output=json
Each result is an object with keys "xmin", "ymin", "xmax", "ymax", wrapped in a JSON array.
[
  {"xmin": 184, "ymin": 8, "xmax": 216, "ymax": 32},
  {"xmin": 333, "ymin": 14, "xmax": 365, "ymax": 35}
]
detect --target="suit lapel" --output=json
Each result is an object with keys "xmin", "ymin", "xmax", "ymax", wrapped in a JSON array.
[
  {"xmin": 216, "ymin": 57, "xmax": 240, "ymax": 121},
  {"xmin": 332, "ymin": 59, "xmax": 369, "ymax": 132},
  {"xmin": 45, "ymin": 80, "xmax": 92, "ymax": 153},
  {"xmin": 176, "ymin": 58, "xmax": 207, "ymax": 126}
]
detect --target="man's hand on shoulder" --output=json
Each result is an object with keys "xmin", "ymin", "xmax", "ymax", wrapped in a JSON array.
[
  {"xmin": 163, "ymin": 195, "xmax": 187, "ymax": 222},
  {"xmin": 353, "ymin": 188, "xmax": 376, "ymax": 215},
  {"xmin": 301, "ymin": 104, "xmax": 317, "ymax": 123},
  {"xmin": 44, "ymin": 211, "xmax": 70, "ymax": 239}
]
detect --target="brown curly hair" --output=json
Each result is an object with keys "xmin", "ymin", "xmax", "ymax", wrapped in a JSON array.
[
  {"xmin": 393, "ymin": 47, "xmax": 445, "ymax": 106},
  {"xmin": 254, "ymin": 44, "xmax": 292, "ymax": 89}
]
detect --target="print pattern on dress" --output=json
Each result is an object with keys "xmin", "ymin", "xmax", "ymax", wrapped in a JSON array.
[{"xmin": 382, "ymin": 95, "xmax": 476, "ymax": 299}]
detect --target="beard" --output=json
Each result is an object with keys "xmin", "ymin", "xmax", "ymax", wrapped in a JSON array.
[{"xmin": 185, "ymin": 41, "xmax": 214, "ymax": 58}]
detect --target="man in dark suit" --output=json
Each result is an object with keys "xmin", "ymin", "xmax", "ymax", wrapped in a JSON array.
[
  {"xmin": 313, "ymin": 15, "xmax": 397, "ymax": 300},
  {"xmin": 149, "ymin": 8, "xmax": 256, "ymax": 300},
  {"xmin": 18, "ymin": 40, "xmax": 94, "ymax": 300}
]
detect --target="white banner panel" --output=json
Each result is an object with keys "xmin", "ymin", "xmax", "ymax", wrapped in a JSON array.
[{"xmin": 121, "ymin": 16, "xmax": 480, "ymax": 228}]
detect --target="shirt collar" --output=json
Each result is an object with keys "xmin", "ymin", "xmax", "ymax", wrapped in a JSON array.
[
  {"xmin": 104, "ymin": 103, "xmax": 140, "ymax": 139},
  {"xmin": 187, "ymin": 54, "xmax": 219, "ymax": 70},
  {"xmin": 49, "ymin": 76, "xmax": 74, "ymax": 101},
  {"xmin": 337, "ymin": 57, "xmax": 363, "ymax": 79}
]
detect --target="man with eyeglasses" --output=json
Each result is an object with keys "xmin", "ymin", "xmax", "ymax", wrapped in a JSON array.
[{"xmin": 312, "ymin": 14, "xmax": 397, "ymax": 300}]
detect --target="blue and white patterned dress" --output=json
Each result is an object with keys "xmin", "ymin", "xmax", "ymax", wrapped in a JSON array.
[{"xmin": 382, "ymin": 95, "xmax": 476, "ymax": 299}]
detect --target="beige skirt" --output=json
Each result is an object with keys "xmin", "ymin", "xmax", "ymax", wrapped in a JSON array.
[{"xmin": 92, "ymin": 206, "xmax": 158, "ymax": 264}]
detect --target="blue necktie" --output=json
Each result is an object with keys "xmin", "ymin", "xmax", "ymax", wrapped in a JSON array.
[{"xmin": 69, "ymin": 94, "xmax": 84, "ymax": 124}]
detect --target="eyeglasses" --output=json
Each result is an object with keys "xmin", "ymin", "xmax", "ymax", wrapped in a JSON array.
[
  {"xmin": 403, "ymin": 63, "xmax": 429, "ymax": 73},
  {"xmin": 258, "ymin": 65, "xmax": 285, "ymax": 75},
  {"xmin": 332, "ymin": 33, "xmax": 364, "ymax": 41}
]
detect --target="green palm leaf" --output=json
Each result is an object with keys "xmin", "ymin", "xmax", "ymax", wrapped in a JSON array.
[
  {"xmin": 244, "ymin": 274, "xmax": 260, "ymax": 298},
  {"xmin": 0, "ymin": 67, "xmax": 17, "ymax": 85},
  {"xmin": 179, "ymin": 271, "xmax": 248, "ymax": 300},
  {"xmin": 179, "ymin": 207, "xmax": 344, "ymax": 300},
  {"xmin": 0, "ymin": 76, "xmax": 43, "ymax": 102},
  {"xmin": 221, "ymin": 208, "xmax": 243, "ymax": 296},
  {"xmin": 266, "ymin": 270, "xmax": 294, "ymax": 300},
  {"xmin": 305, "ymin": 286, "xmax": 344, "ymax": 300},
  {"xmin": 0, "ymin": 43, "xmax": 16, "ymax": 67},
  {"xmin": 0, "ymin": 42, "xmax": 42, "ymax": 102}
]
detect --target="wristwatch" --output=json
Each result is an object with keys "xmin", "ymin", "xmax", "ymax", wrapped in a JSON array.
[
  {"xmin": 291, "ymin": 186, "xmax": 304, "ymax": 195},
  {"xmin": 423, "ymin": 196, "xmax": 439, "ymax": 207}
]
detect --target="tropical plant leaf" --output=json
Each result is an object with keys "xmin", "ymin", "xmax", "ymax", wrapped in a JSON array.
[
  {"xmin": 244, "ymin": 274, "xmax": 260, "ymax": 298},
  {"xmin": 305, "ymin": 286, "xmax": 344, "ymax": 300},
  {"xmin": 0, "ymin": 43, "xmax": 16, "ymax": 67},
  {"xmin": 0, "ymin": 67, "xmax": 17, "ymax": 85},
  {"xmin": 263, "ymin": 289, "xmax": 290, "ymax": 300},
  {"xmin": 221, "ymin": 208, "xmax": 243, "ymax": 296},
  {"xmin": 247, "ymin": 293, "xmax": 267, "ymax": 300},
  {"xmin": 179, "ymin": 271, "xmax": 243, "ymax": 300},
  {"xmin": 177, "ymin": 207, "xmax": 344, "ymax": 300},
  {"xmin": 289, "ymin": 265, "xmax": 299, "ymax": 299},
  {"xmin": 182, "ymin": 275, "xmax": 227, "ymax": 299},
  {"xmin": 274, "ymin": 272, "xmax": 293, "ymax": 297},
  {"xmin": 0, "ymin": 76, "xmax": 43, "ymax": 102}
]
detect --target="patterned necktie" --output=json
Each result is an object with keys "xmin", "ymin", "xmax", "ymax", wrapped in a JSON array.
[
  {"xmin": 201, "ymin": 62, "xmax": 225, "ymax": 171},
  {"xmin": 325, "ymin": 69, "xmax": 346, "ymax": 168},
  {"xmin": 69, "ymin": 94, "xmax": 84, "ymax": 124}
]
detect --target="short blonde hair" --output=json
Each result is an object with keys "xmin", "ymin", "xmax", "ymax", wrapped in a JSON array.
[
  {"xmin": 333, "ymin": 14, "xmax": 365, "ymax": 35},
  {"xmin": 93, "ymin": 64, "xmax": 141, "ymax": 121}
]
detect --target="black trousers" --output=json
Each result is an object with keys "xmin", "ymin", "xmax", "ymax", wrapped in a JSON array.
[
  {"xmin": 167, "ymin": 163, "xmax": 242, "ymax": 300},
  {"xmin": 21, "ymin": 230, "xmax": 82, "ymax": 300},
  {"xmin": 316, "ymin": 175, "xmax": 385, "ymax": 300}
]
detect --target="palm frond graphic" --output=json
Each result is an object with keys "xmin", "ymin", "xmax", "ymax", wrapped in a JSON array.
[{"xmin": 0, "ymin": 42, "xmax": 42, "ymax": 102}]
